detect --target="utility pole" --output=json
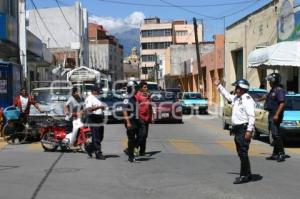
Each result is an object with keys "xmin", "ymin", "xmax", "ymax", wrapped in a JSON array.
[
  {"xmin": 19, "ymin": 0, "xmax": 28, "ymax": 89},
  {"xmin": 155, "ymin": 53, "xmax": 159, "ymax": 85},
  {"xmin": 193, "ymin": 17, "xmax": 203, "ymax": 93},
  {"xmin": 184, "ymin": 61, "xmax": 187, "ymax": 92}
]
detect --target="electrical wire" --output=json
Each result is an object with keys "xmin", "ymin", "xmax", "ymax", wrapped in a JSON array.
[
  {"xmin": 29, "ymin": 0, "xmax": 61, "ymax": 47},
  {"xmin": 158, "ymin": 0, "xmax": 216, "ymax": 19},
  {"xmin": 94, "ymin": 0, "xmax": 259, "ymax": 8},
  {"xmin": 54, "ymin": 0, "xmax": 80, "ymax": 36}
]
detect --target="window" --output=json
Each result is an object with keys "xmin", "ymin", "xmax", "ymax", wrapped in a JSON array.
[
  {"xmin": 142, "ymin": 55, "xmax": 156, "ymax": 62},
  {"xmin": 176, "ymin": 31, "xmax": 188, "ymax": 36},
  {"xmin": 0, "ymin": 0, "xmax": 18, "ymax": 17},
  {"xmin": 141, "ymin": 42, "xmax": 172, "ymax": 49},
  {"xmin": 141, "ymin": 29, "xmax": 173, "ymax": 37}
]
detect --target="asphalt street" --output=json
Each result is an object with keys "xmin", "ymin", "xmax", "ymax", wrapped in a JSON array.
[{"xmin": 1, "ymin": 115, "xmax": 300, "ymax": 199}]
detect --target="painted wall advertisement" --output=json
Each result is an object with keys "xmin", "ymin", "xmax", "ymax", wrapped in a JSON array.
[{"xmin": 277, "ymin": 0, "xmax": 300, "ymax": 42}]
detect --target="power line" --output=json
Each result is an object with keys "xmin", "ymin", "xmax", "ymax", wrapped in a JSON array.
[
  {"xmin": 54, "ymin": 0, "xmax": 80, "ymax": 36},
  {"xmin": 29, "ymin": 0, "xmax": 61, "ymax": 47},
  {"xmin": 94, "ymin": 0, "xmax": 258, "ymax": 8},
  {"xmin": 158, "ymin": 0, "xmax": 216, "ymax": 19},
  {"xmin": 216, "ymin": 0, "xmax": 263, "ymax": 19}
]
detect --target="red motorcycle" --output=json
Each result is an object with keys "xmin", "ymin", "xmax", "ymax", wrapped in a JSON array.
[{"xmin": 40, "ymin": 115, "xmax": 92, "ymax": 152}]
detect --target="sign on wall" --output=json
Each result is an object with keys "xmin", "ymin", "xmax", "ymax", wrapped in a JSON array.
[
  {"xmin": 0, "ymin": 80, "xmax": 7, "ymax": 94},
  {"xmin": 277, "ymin": 0, "xmax": 300, "ymax": 42}
]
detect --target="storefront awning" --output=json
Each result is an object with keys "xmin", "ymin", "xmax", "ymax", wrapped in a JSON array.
[{"xmin": 248, "ymin": 41, "xmax": 300, "ymax": 68}]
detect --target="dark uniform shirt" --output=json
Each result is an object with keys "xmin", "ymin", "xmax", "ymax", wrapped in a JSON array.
[
  {"xmin": 265, "ymin": 86, "xmax": 285, "ymax": 120},
  {"xmin": 123, "ymin": 95, "xmax": 138, "ymax": 123}
]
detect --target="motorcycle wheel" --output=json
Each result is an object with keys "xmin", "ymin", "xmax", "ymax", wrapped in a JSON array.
[
  {"xmin": 2, "ymin": 123, "xmax": 27, "ymax": 145},
  {"xmin": 41, "ymin": 132, "xmax": 58, "ymax": 152},
  {"xmin": 79, "ymin": 131, "xmax": 92, "ymax": 153}
]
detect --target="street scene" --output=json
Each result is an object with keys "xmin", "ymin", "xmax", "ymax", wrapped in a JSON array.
[{"xmin": 1, "ymin": 0, "xmax": 300, "ymax": 198}]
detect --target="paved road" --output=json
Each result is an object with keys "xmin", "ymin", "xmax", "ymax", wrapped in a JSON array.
[{"xmin": 1, "ymin": 115, "xmax": 300, "ymax": 199}]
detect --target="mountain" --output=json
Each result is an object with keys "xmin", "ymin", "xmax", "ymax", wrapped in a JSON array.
[{"xmin": 115, "ymin": 28, "xmax": 140, "ymax": 57}]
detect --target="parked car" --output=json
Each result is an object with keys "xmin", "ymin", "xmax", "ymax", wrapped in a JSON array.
[
  {"xmin": 30, "ymin": 87, "xmax": 71, "ymax": 120},
  {"xmin": 222, "ymin": 88, "xmax": 267, "ymax": 129},
  {"xmin": 180, "ymin": 92, "xmax": 208, "ymax": 114},
  {"xmin": 26, "ymin": 87, "xmax": 72, "ymax": 139},
  {"xmin": 151, "ymin": 91, "xmax": 182, "ymax": 123},
  {"xmin": 254, "ymin": 93, "xmax": 300, "ymax": 143},
  {"xmin": 166, "ymin": 88, "xmax": 182, "ymax": 99},
  {"xmin": 100, "ymin": 92, "xmax": 124, "ymax": 122}
]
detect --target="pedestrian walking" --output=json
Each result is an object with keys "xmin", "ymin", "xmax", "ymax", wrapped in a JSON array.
[
  {"xmin": 123, "ymin": 80, "xmax": 140, "ymax": 162},
  {"xmin": 135, "ymin": 81, "xmax": 152, "ymax": 156},
  {"xmin": 215, "ymin": 79, "xmax": 256, "ymax": 184},
  {"xmin": 85, "ymin": 86, "xmax": 106, "ymax": 160},
  {"xmin": 260, "ymin": 73, "xmax": 286, "ymax": 162}
]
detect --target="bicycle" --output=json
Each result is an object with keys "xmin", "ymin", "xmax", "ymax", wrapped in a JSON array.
[{"xmin": 2, "ymin": 106, "xmax": 42, "ymax": 145}]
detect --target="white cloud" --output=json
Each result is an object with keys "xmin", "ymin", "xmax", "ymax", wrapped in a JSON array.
[{"xmin": 89, "ymin": 11, "xmax": 145, "ymax": 34}]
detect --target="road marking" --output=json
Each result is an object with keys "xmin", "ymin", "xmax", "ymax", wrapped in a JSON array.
[
  {"xmin": 28, "ymin": 142, "xmax": 43, "ymax": 151},
  {"xmin": 0, "ymin": 141, "xmax": 7, "ymax": 150},
  {"xmin": 216, "ymin": 140, "xmax": 271, "ymax": 157},
  {"xmin": 168, "ymin": 139, "xmax": 204, "ymax": 155},
  {"xmin": 122, "ymin": 138, "xmax": 127, "ymax": 149},
  {"xmin": 286, "ymin": 148, "xmax": 300, "ymax": 155}
]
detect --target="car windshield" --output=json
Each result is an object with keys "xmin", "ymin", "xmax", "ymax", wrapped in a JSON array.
[
  {"xmin": 100, "ymin": 93, "xmax": 122, "ymax": 102},
  {"xmin": 32, "ymin": 89, "xmax": 70, "ymax": 103},
  {"xmin": 249, "ymin": 91, "xmax": 267, "ymax": 101},
  {"xmin": 151, "ymin": 92, "xmax": 175, "ymax": 102},
  {"xmin": 183, "ymin": 93, "xmax": 202, "ymax": 100},
  {"xmin": 147, "ymin": 84, "xmax": 158, "ymax": 91},
  {"xmin": 285, "ymin": 96, "xmax": 300, "ymax": 110}
]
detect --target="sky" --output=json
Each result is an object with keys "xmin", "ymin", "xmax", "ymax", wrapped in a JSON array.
[{"xmin": 28, "ymin": 0, "xmax": 300, "ymax": 40}]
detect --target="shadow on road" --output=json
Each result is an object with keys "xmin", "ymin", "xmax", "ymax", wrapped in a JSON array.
[
  {"xmin": 227, "ymin": 172, "xmax": 263, "ymax": 182},
  {"xmin": 104, "ymin": 154, "xmax": 120, "ymax": 159},
  {"xmin": 136, "ymin": 157, "xmax": 155, "ymax": 161},
  {"xmin": 146, "ymin": 150, "xmax": 161, "ymax": 157}
]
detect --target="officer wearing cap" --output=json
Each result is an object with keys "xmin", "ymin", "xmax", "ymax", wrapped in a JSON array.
[
  {"xmin": 85, "ymin": 85, "xmax": 106, "ymax": 160},
  {"xmin": 123, "ymin": 81, "xmax": 140, "ymax": 162},
  {"xmin": 260, "ymin": 73, "xmax": 286, "ymax": 162},
  {"xmin": 215, "ymin": 79, "xmax": 256, "ymax": 184}
]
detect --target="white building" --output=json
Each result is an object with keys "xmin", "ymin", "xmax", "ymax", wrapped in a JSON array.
[{"xmin": 27, "ymin": 2, "xmax": 89, "ymax": 68}]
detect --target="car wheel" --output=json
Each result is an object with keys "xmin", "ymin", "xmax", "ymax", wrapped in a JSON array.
[
  {"xmin": 222, "ymin": 120, "xmax": 229, "ymax": 130},
  {"xmin": 252, "ymin": 128, "xmax": 260, "ymax": 140}
]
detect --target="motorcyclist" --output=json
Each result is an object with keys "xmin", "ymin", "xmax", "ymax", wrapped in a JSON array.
[
  {"xmin": 123, "ymin": 80, "xmax": 140, "ymax": 162},
  {"xmin": 64, "ymin": 87, "xmax": 84, "ymax": 146}
]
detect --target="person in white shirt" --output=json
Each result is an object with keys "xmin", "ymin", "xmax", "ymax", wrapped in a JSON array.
[
  {"xmin": 215, "ymin": 79, "xmax": 256, "ymax": 184},
  {"xmin": 85, "ymin": 86, "xmax": 106, "ymax": 160}
]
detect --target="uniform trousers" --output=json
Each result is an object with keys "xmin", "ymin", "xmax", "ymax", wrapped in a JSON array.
[
  {"xmin": 268, "ymin": 113, "xmax": 285, "ymax": 156},
  {"xmin": 88, "ymin": 114, "xmax": 104, "ymax": 156},
  {"xmin": 232, "ymin": 124, "xmax": 252, "ymax": 177}
]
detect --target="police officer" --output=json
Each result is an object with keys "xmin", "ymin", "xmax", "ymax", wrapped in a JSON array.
[
  {"xmin": 262, "ymin": 73, "xmax": 286, "ymax": 162},
  {"xmin": 215, "ymin": 79, "xmax": 255, "ymax": 184},
  {"xmin": 123, "ymin": 81, "xmax": 140, "ymax": 162}
]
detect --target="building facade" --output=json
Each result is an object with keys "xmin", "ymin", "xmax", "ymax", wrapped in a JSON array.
[
  {"xmin": 27, "ymin": 2, "xmax": 88, "ymax": 69},
  {"xmin": 0, "ymin": 0, "xmax": 19, "ymax": 63},
  {"xmin": 88, "ymin": 23, "xmax": 124, "ymax": 81},
  {"xmin": 0, "ymin": 0, "xmax": 53, "ymax": 90},
  {"xmin": 140, "ymin": 17, "xmax": 202, "ymax": 82},
  {"xmin": 225, "ymin": 0, "xmax": 299, "ymax": 92}
]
